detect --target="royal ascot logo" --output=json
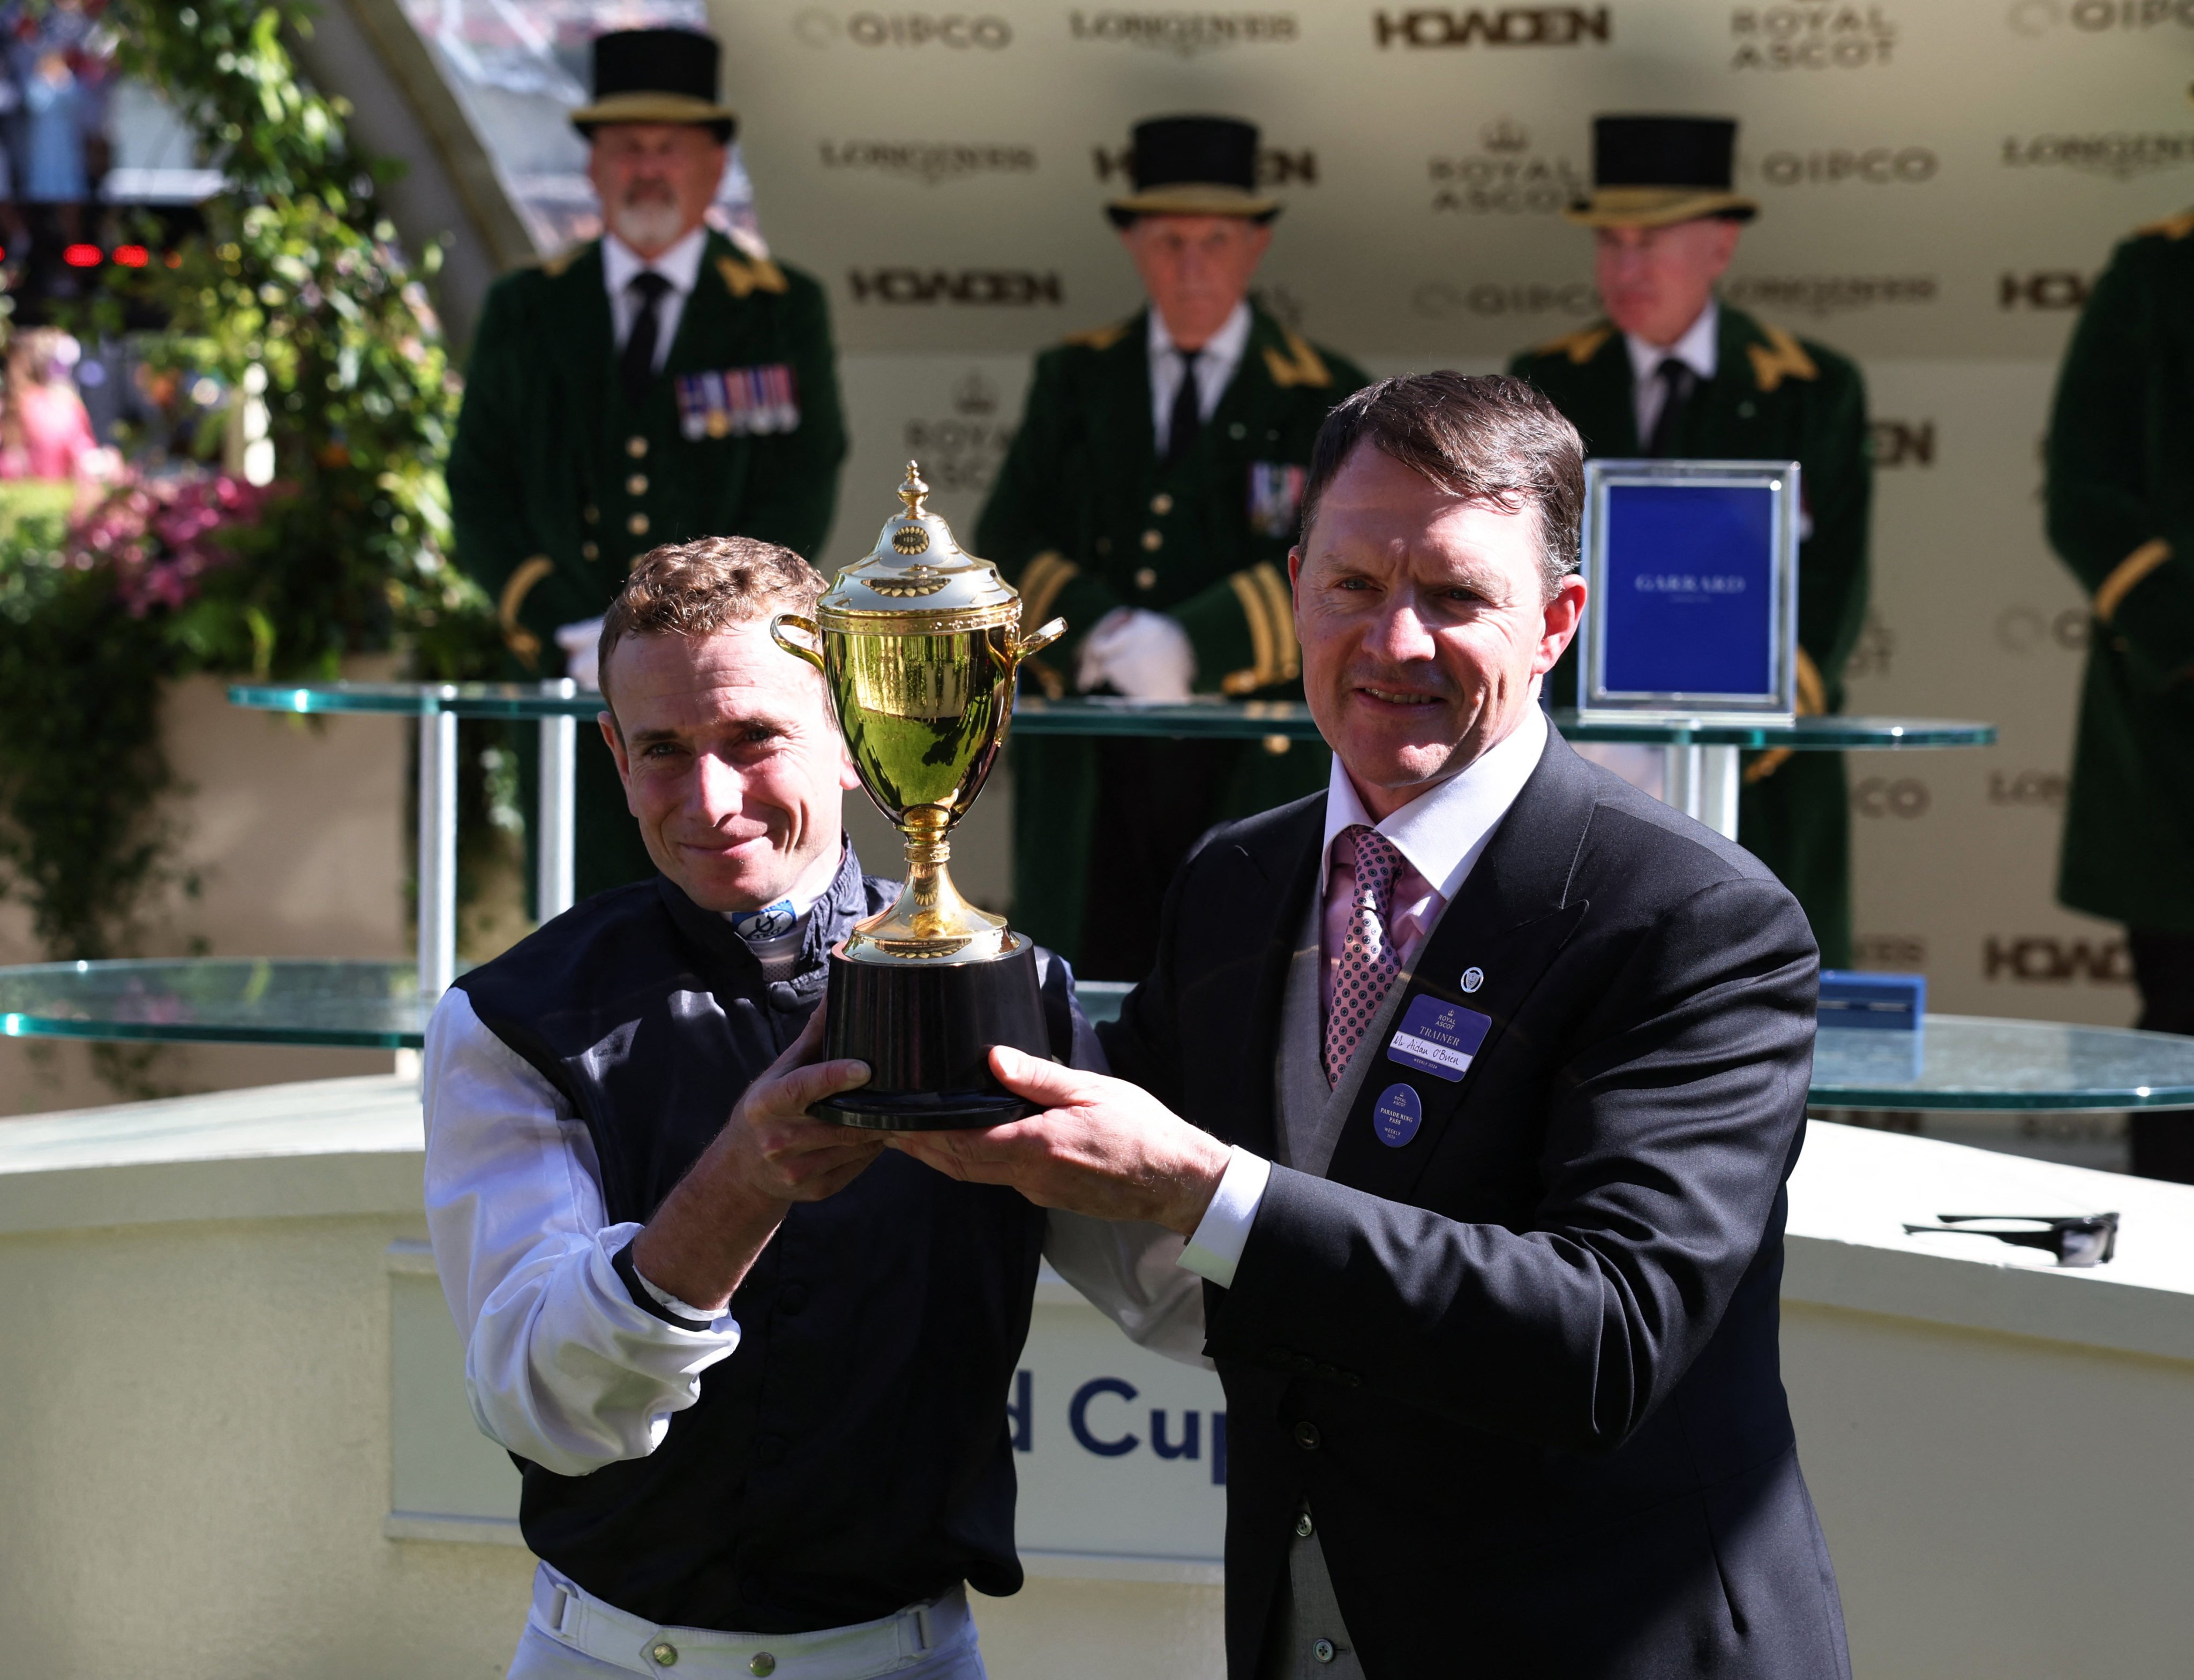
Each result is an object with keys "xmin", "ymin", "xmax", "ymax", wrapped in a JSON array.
[
  {"xmin": 847, "ymin": 269, "xmax": 1064, "ymax": 305},
  {"xmin": 1844, "ymin": 609, "xmax": 1895, "ymax": 680},
  {"xmin": 1851, "ymin": 776, "xmax": 1930, "ymax": 818},
  {"xmin": 819, "ymin": 141, "xmax": 1037, "ymax": 185},
  {"xmin": 2002, "ymin": 133, "xmax": 2194, "ymax": 180},
  {"xmin": 1429, "ymin": 118, "xmax": 1587, "ymax": 213},
  {"xmin": 794, "ymin": 10, "xmax": 1013, "ymax": 47},
  {"xmin": 1730, "ymin": 5, "xmax": 1897, "ymax": 68},
  {"xmin": 1725, "ymin": 274, "xmax": 1936, "ymax": 316},
  {"xmin": 1983, "ymin": 935, "xmax": 2131, "ymax": 985},
  {"xmin": 903, "ymin": 371, "xmax": 1017, "ymax": 495},
  {"xmin": 1372, "ymin": 7, "xmax": 1611, "ymax": 48},
  {"xmin": 1756, "ymin": 147, "xmax": 1937, "ymax": 186},
  {"xmin": 1993, "ymin": 604, "xmax": 2088, "ymax": 652},
  {"xmin": 1988, "ymin": 769, "xmax": 2069, "ymax": 808},
  {"xmin": 1869, "ymin": 419, "xmax": 1935, "ymax": 468},
  {"xmin": 1066, "ymin": 10, "xmax": 1299, "ymax": 52},
  {"xmin": 1999, "ymin": 270, "xmax": 2092, "ymax": 310},
  {"xmin": 2008, "ymin": 0, "xmax": 2194, "ymax": 34},
  {"xmin": 1411, "ymin": 279, "xmax": 1597, "ymax": 318},
  {"xmin": 1092, "ymin": 144, "xmax": 1318, "ymax": 186}
]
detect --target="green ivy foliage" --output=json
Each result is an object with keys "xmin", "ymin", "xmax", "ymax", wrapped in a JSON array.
[{"xmin": 0, "ymin": 0, "xmax": 496, "ymax": 969}]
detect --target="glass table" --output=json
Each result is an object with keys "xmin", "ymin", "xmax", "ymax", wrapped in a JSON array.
[
  {"xmin": 228, "ymin": 682, "xmax": 1994, "ymax": 1003},
  {"xmin": 2, "ymin": 961, "xmax": 2189, "ymax": 1115}
]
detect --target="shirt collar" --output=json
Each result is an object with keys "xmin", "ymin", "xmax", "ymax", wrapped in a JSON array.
[
  {"xmin": 1320, "ymin": 699, "xmax": 1549, "ymax": 905},
  {"xmin": 1148, "ymin": 298, "xmax": 1253, "ymax": 371},
  {"xmin": 1624, "ymin": 296, "xmax": 1719, "ymax": 388},
  {"xmin": 718, "ymin": 840, "xmax": 847, "ymax": 941},
  {"xmin": 603, "ymin": 224, "xmax": 710, "ymax": 299}
]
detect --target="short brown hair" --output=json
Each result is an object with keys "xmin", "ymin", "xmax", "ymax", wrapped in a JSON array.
[
  {"xmin": 598, "ymin": 536, "xmax": 824, "ymax": 707},
  {"xmin": 1298, "ymin": 373, "xmax": 1585, "ymax": 598}
]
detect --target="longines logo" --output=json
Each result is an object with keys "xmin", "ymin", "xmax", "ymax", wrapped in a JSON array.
[
  {"xmin": 1984, "ymin": 935, "xmax": 2130, "ymax": 984},
  {"xmin": 847, "ymin": 268, "xmax": 1064, "ymax": 305},
  {"xmin": 1845, "ymin": 609, "xmax": 1895, "ymax": 680},
  {"xmin": 1988, "ymin": 769, "xmax": 2069, "ymax": 808},
  {"xmin": 1068, "ymin": 10, "xmax": 1299, "ymax": 52},
  {"xmin": 1757, "ymin": 147, "xmax": 1936, "ymax": 186},
  {"xmin": 819, "ymin": 141, "xmax": 1036, "ymax": 184},
  {"xmin": 2000, "ymin": 270, "xmax": 2092, "ymax": 310},
  {"xmin": 1854, "ymin": 934, "xmax": 1926, "ymax": 967},
  {"xmin": 2002, "ymin": 132, "xmax": 2194, "ymax": 179},
  {"xmin": 1851, "ymin": 777, "xmax": 1930, "ymax": 818},
  {"xmin": 1870, "ymin": 419, "xmax": 1935, "ymax": 468},
  {"xmin": 1725, "ymin": 274, "xmax": 1936, "ymax": 315},
  {"xmin": 1994, "ymin": 604, "xmax": 2088, "ymax": 652},
  {"xmin": 1373, "ymin": 7, "xmax": 1610, "ymax": 48},
  {"xmin": 1093, "ymin": 145, "xmax": 1317, "ymax": 185},
  {"xmin": 795, "ymin": 10, "xmax": 1013, "ymax": 47},
  {"xmin": 2008, "ymin": 0, "xmax": 2194, "ymax": 34},
  {"xmin": 1429, "ymin": 118, "xmax": 1587, "ymax": 213},
  {"xmin": 1732, "ymin": 4, "xmax": 1897, "ymax": 67},
  {"xmin": 1411, "ymin": 279, "xmax": 1596, "ymax": 318},
  {"xmin": 902, "ymin": 372, "xmax": 1017, "ymax": 495}
]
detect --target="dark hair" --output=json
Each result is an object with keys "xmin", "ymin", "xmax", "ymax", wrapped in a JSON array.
[
  {"xmin": 598, "ymin": 535, "xmax": 823, "ymax": 708},
  {"xmin": 1298, "ymin": 373, "xmax": 1584, "ymax": 597}
]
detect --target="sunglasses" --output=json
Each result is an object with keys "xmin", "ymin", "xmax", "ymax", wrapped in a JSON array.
[{"xmin": 1901, "ymin": 1212, "xmax": 2119, "ymax": 1268}]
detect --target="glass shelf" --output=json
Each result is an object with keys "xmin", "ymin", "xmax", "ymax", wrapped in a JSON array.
[
  {"xmin": 6, "ymin": 963, "xmax": 2188, "ymax": 1112},
  {"xmin": 229, "ymin": 682, "xmax": 1993, "ymax": 750}
]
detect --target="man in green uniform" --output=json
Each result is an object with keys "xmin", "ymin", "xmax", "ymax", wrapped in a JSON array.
[
  {"xmin": 2045, "ymin": 205, "xmax": 2194, "ymax": 1181},
  {"xmin": 448, "ymin": 27, "xmax": 847, "ymax": 903},
  {"xmin": 977, "ymin": 116, "xmax": 1370, "ymax": 978},
  {"xmin": 1509, "ymin": 115, "xmax": 1871, "ymax": 967}
]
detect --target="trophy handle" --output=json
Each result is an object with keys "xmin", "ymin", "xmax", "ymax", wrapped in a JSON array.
[
  {"xmin": 770, "ymin": 613, "xmax": 825, "ymax": 672},
  {"xmin": 1009, "ymin": 617, "xmax": 1066, "ymax": 662}
]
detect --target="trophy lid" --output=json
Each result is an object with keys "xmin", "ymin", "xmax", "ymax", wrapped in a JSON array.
[{"xmin": 818, "ymin": 462, "xmax": 1020, "ymax": 623}]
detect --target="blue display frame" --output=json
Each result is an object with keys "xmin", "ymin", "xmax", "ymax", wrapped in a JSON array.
[{"xmin": 1576, "ymin": 459, "xmax": 1801, "ymax": 722}]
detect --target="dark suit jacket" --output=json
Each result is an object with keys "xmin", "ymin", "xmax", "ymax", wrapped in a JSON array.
[{"xmin": 1100, "ymin": 726, "xmax": 1850, "ymax": 1679}]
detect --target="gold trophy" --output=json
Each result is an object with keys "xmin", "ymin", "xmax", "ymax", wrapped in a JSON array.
[{"xmin": 770, "ymin": 463, "xmax": 1065, "ymax": 1128}]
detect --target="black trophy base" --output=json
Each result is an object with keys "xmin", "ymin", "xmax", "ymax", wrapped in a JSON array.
[{"xmin": 814, "ymin": 935, "xmax": 1051, "ymax": 1130}]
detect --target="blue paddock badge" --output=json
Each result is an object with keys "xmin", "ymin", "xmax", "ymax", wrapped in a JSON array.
[
  {"xmin": 727, "ymin": 898, "xmax": 798, "ymax": 941},
  {"xmin": 676, "ymin": 364, "xmax": 801, "ymax": 441},
  {"xmin": 1372, "ymin": 1082, "xmax": 1423, "ymax": 1148},
  {"xmin": 1246, "ymin": 461, "xmax": 1306, "ymax": 539},
  {"xmin": 1387, "ymin": 994, "xmax": 1493, "ymax": 1083}
]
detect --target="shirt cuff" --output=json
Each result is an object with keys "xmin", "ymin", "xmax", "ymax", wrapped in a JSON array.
[
  {"xmin": 611, "ymin": 1241, "xmax": 729, "ymax": 1331},
  {"xmin": 1177, "ymin": 1147, "xmax": 1272, "ymax": 1290}
]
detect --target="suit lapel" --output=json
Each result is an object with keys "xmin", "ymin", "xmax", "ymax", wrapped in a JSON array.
[{"xmin": 1323, "ymin": 727, "xmax": 1601, "ymax": 1203}]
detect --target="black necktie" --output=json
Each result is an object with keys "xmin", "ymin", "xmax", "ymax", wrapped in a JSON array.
[
  {"xmin": 1163, "ymin": 347, "xmax": 1202, "ymax": 471},
  {"xmin": 621, "ymin": 271, "xmax": 673, "ymax": 410},
  {"xmin": 1644, "ymin": 356, "xmax": 1696, "ymax": 458}
]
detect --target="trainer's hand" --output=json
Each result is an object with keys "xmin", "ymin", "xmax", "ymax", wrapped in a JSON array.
[
  {"xmin": 632, "ymin": 1008, "xmax": 880, "ymax": 1313},
  {"xmin": 887, "ymin": 1046, "xmax": 1230, "ymax": 1235}
]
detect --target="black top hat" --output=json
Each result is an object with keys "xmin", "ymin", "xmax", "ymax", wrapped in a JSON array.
[
  {"xmin": 1564, "ymin": 115, "xmax": 1756, "ymax": 228},
  {"xmin": 1106, "ymin": 116, "xmax": 1279, "ymax": 226},
  {"xmin": 571, "ymin": 28, "xmax": 737, "ymax": 142}
]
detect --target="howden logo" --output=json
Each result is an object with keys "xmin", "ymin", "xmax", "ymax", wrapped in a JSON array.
[
  {"xmin": 848, "ymin": 269, "xmax": 1064, "ymax": 305},
  {"xmin": 1999, "ymin": 271, "xmax": 2092, "ymax": 310},
  {"xmin": 1869, "ymin": 420, "xmax": 1935, "ymax": 468},
  {"xmin": 1373, "ymin": 7, "xmax": 1611, "ymax": 48},
  {"xmin": 1983, "ymin": 935, "xmax": 2131, "ymax": 984}
]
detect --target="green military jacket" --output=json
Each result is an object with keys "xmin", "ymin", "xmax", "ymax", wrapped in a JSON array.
[
  {"xmin": 976, "ymin": 301, "xmax": 1370, "ymax": 958},
  {"xmin": 2046, "ymin": 212, "xmax": 2194, "ymax": 932},
  {"xmin": 1510, "ymin": 304, "xmax": 1872, "ymax": 966},
  {"xmin": 449, "ymin": 230, "xmax": 847, "ymax": 669}
]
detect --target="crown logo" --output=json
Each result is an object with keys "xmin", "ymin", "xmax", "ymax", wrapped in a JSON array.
[
  {"xmin": 952, "ymin": 371, "xmax": 999, "ymax": 416},
  {"xmin": 1481, "ymin": 117, "xmax": 1529, "ymax": 155}
]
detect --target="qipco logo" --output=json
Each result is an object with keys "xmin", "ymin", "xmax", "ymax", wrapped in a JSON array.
[
  {"xmin": 1851, "ymin": 777, "xmax": 1930, "ymax": 818},
  {"xmin": 795, "ymin": 10, "xmax": 1013, "ymax": 48}
]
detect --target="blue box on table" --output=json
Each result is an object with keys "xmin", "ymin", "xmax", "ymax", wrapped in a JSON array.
[{"xmin": 1817, "ymin": 970, "xmax": 1925, "ymax": 1031}]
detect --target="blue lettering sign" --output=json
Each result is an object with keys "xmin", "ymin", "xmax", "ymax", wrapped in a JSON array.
[
  {"xmin": 1603, "ymin": 482, "xmax": 1776, "ymax": 698},
  {"xmin": 1069, "ymin": 1376, "xmax": 1140, "ymax": 1457},
  {"xmin": 1150, "ymin": 1409, "xmax": 1201, "ymax": 1460}
]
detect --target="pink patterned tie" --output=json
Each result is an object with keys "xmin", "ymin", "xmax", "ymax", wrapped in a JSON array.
[{"xmin": 1324, "ymin": 826, "xmax": 1404, "ymax": 1085}]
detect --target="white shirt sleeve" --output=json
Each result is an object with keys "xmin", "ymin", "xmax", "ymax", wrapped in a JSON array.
[
  {"xmin": 1043, "ymin": 1211, "xmax": 1212, "ymax": 1368},
  {"xmin": 422, "ymin": 988, "xmax": 742, "ymax": 1477},
  {"xmin": 1177, "ymin": 1146, "xmax": 1273, "ymax": 1290}
]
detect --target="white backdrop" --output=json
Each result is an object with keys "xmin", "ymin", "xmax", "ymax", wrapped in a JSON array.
[{"xmin": 709, "ymin": 0, "xmax": 2194, "ymax": 1027}]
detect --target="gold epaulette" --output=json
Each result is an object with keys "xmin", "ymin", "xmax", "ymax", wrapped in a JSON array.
[
  {"xmin": 717, "ymin": 253, "xmax": 788, "ymax": 298},
  {"xmin": 1221, "ymin": 563, "xmax": 1300, "ymax": 695},
  {"xmin": 1062, "ymin": 321, "xmax": 1132, "ymax": 352},
  {"xmin": 2136, "ymin": 208, "xmax": 2194, "ymax": 241},
  {"xmin": 2095, "ymin": 539, "xmax": 2172, "ymax": 624},
  {"xmin": 1262, "ymin": 327, "xmax": 1332, "ymax": 390},
  {"xmin": 498, "ymin": 556, "xmax": 554, "ymax": 668},
  {"xmin": 538, "ymin": 243, "xmax": 589, "ymax": 279},
  {"xmin": 1746, "ymin": 325, "xmax": 1819, "ymax": 394},
  {"xmin": 1531, "ymin": 325, "xmax": 1613, "ymax": 366}
]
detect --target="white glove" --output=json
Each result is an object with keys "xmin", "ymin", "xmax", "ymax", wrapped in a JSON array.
[
  {"xmin": 1075, "ymin": 607, "xmax": 1196, "ymax": 701},
  {"xmin": 554, "ymin": 617, "xmax": 605, "ymax": 690}
]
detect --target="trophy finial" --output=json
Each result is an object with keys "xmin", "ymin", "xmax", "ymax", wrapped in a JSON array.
[{"xmin": 898, "ymin": 462, "xmax": 930, "ymax": 518}]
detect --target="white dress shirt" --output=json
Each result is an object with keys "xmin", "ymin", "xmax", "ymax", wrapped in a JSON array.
[
  {"xmin": 424, "ymin": 978, "xmax": 1207, "ymax": 1477},
  {"xmin": 1148, "ymin": 299, "xmax": 1252, "ymax": 456},
  {"xmin": 1178, "ymin": 703, "xmax": 1550, "ymax": 1289},
  {"xmin": 1624, "ymin": 298, "xmax": 1719, "ymax": 448},
  {"xmin": 602, "ymin": 225, "xmax": 709, "ymax": 369}
]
